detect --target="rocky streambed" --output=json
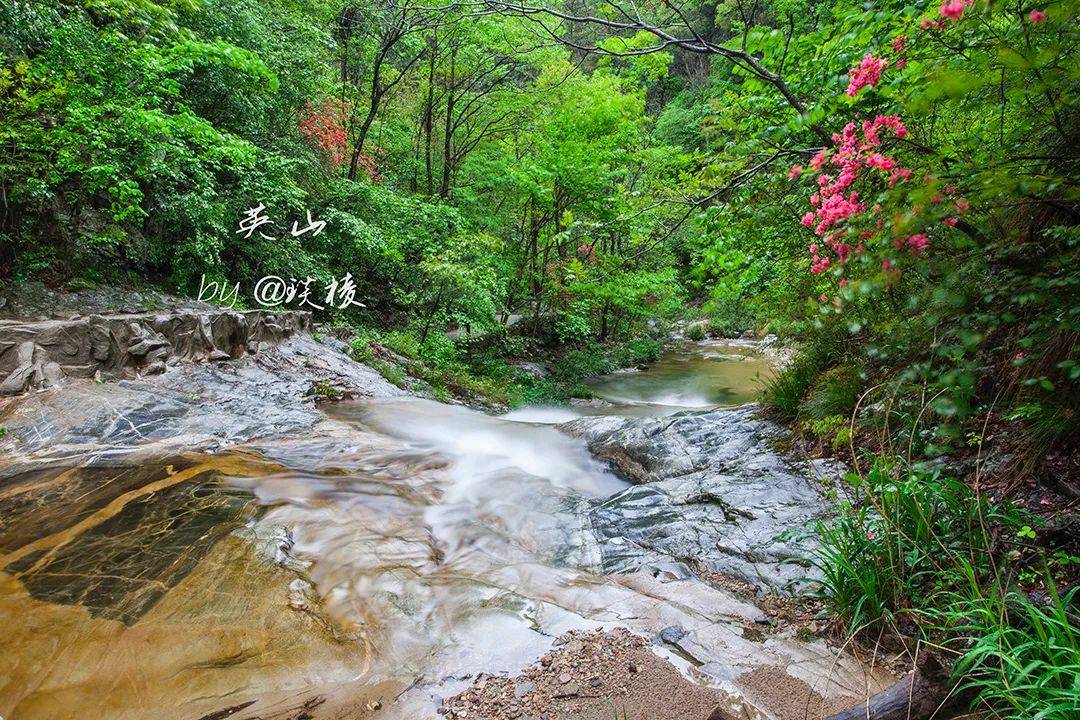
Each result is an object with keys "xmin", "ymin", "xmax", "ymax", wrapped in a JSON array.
[{"xmin": 0, "ymin": 305, "xmax": 894, "ymax": 720}]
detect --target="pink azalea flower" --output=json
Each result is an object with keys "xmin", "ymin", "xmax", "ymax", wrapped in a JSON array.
[
  {"xmin": 940, "ymin": 0, "xmax": 970, "ymax": 21},
  {"xmin": 1030, "ymin": 9, "xmax": 1047, "ymax": 22},
  {"xmin": 906, "ymin": 233, "xmax": 929, "ymax": 253},
  {"xmin": 788, "ymin": 164, "xmax": 804, "ymax": 179},
  {"xmin": 846, "ymin": 54, "xmax": 888, "ymax": 96},
  {"xmin": 839, "ymin": 279, "xmax": 848, "ymax": 288},
  {"xmin": 956, "ymin": 198, "xmax": 970, "ymax": 213},
  {"xmin": 944, "ymin": 216, "xmax": 959, "ymax": 227},
  {"xmin": 892, "ymin": 35, "xmax": 908, "ymax": 53},
  {"xmin": 820, "ymin": 294, "xmax": 828, "ymax": 303}
]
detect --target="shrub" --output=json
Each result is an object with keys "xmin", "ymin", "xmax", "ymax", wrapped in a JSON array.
[{"xmin": 801, "ymin": 365, "xmax": 863, "ymax": 421}]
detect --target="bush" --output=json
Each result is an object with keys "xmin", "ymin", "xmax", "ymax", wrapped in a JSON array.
[
  {"xmin": 611, "ymin": 337, "xmax": 662, "ymax": 368},
  {"xmin": 801, "ymin": 365, "xmax": 863, "ymax": 421}
]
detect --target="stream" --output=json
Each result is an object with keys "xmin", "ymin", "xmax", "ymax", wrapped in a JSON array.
[{"xmin": 0, "ymin": 338, "xmax": 891, "ymax": 720}]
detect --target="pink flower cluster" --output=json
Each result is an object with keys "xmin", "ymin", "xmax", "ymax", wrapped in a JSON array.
[
  {"xmin": 940, "ymin": 0, "xmax": 972, "ymax": 21},
  {"xmin": 796, "ymin": 115, "xmax": 916, "ymax": 274},
  {"xmin": 846, "ymin": 54, "xmax": 889, "ymax": 96},
  {"xmin": 1030, "ymin": 9, "xmax": 1047, "ymax": 22},
  {"xmin": 899, "ymin": 233, "xmax": 928, "ymax": 253}
]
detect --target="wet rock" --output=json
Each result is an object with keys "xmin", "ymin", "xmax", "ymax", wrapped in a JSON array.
[
  {"xmin": 560, "ymin": 406, "xmax": 844, "ymax": 589},
  {"xmin": 0, "ymin": 332, "xmax": 403, "ymax": 462}
]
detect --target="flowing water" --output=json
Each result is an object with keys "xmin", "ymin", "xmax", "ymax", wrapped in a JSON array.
[{"xmin": 0, "ymin": 340, "xmax": 887, "ymax": 720}]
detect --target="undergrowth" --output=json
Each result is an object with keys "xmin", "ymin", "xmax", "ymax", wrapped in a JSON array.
[
  {"xmin": 345, "ymin": 325, "xmax": 662, "ymax": 407},
  {"xmin": 808, "ymin": 459, "xmax": 1079, "ymax": 719}
]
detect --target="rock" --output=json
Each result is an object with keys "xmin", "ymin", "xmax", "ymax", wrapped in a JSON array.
[
  {"xmin": 659, "ymin": 626, "xmax": 687, "ymax": 644},
  {"xmin": 558, "ymin": 406, "xmax": 842, "ymax": 590},
  {"xmin": 0, "ymin": 308, "xmax": 314, "ymax": 395},
  {"xmin": 512, "ymin": 361, "xmax": 549, "ymax": 378},
  {"xmin": 514, "ymin": 682, "xmax": 536, "ymax": 698},
  {"xmin": 589, "ymin": 678, "xmax": 602, "ymax": 687},
  {"xmin": 558, "ymin": 673, "xmax": 572, "ymax": 684},
  {"xmin": 0, "ymin": 329, "xmax": 403, "ymax": 461},
  {"xmin": 553, "ymin": 684, "xmax": 578, "ymax": 699}
]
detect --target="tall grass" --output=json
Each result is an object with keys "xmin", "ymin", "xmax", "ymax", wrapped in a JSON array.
[
  {"xmin": 940, "ymin": 583, "xmax": 1079, "ymax": 719},
  {"xmin": 809, "ymin": 459, "xmax": 1079, "ymax": 719}
]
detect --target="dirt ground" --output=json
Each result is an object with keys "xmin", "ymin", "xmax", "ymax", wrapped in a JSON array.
[
  {"xmin": 439, "ymin": 628, "xmax": 724, "ymax": 719},
  {"xmin": 438, "ymin": 626, "xmax": 875, "ymax": 720}
]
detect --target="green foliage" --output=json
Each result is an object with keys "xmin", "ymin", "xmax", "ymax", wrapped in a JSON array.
[
  {"xmin": 809, "ymin": 458, "xmax": 1079, "ymax": 718},
  {"xmin": 943, "ymin": 583, "xmax": 1079, "ymax": 720},
  {"xmin": 809, "ymin": 460, "xmax": 1012, "ymax": 633},
  {"xmin": 685, "ymin": 322, "xmax": 708, "ymax": 341},
  {"xmin": 801, "ymin": 365, "xmax": 862, "ymax": 421}
]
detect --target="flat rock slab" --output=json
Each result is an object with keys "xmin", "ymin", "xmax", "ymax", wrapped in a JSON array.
[{"xmin": 560, "ymin": 406, "xmax": 845, "ymax": 589}]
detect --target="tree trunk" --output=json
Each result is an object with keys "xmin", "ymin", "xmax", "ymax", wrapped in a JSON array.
[{"xmin": 439, "ymin": 48, "xmax": 456, "ymax": 198}]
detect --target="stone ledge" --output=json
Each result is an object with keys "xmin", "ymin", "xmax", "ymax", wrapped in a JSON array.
[{"xmin": 0, "ymin": 309, "xmax": 312, "ymax": 395}]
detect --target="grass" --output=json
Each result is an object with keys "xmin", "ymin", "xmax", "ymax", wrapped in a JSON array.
[
  {"xmin": 762, "ymin": 352, "xmax": 819, "ymax": 420},
  {"xmin": 941, "ymin": 583, "xmax": 1079, "ymax": 719},
  {"xmin": 686, "ymin": 321, "xmax": 708, "ymax": 341},
  {"xmin": 808, "ymin": 458, "xmax": 1079, "ymax": 718}
]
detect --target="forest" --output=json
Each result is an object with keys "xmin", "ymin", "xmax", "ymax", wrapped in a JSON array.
[{"xmin": 1, "ymin": 0, "xmax": 1077, "ymax": 719}]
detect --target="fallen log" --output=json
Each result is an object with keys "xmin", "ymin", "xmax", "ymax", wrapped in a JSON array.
[{"xmin": 823, "ymin": 661, "xmax": 951, "ymax": 720}]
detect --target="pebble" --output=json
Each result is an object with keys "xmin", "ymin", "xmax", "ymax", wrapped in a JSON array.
[
  {"xmin": 659, "ymin": 625, "xmax": 687, "ymax": 644},
  {"xmin": 558, "ymin": 672, "xmax": 572, "ymax": 684}
]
